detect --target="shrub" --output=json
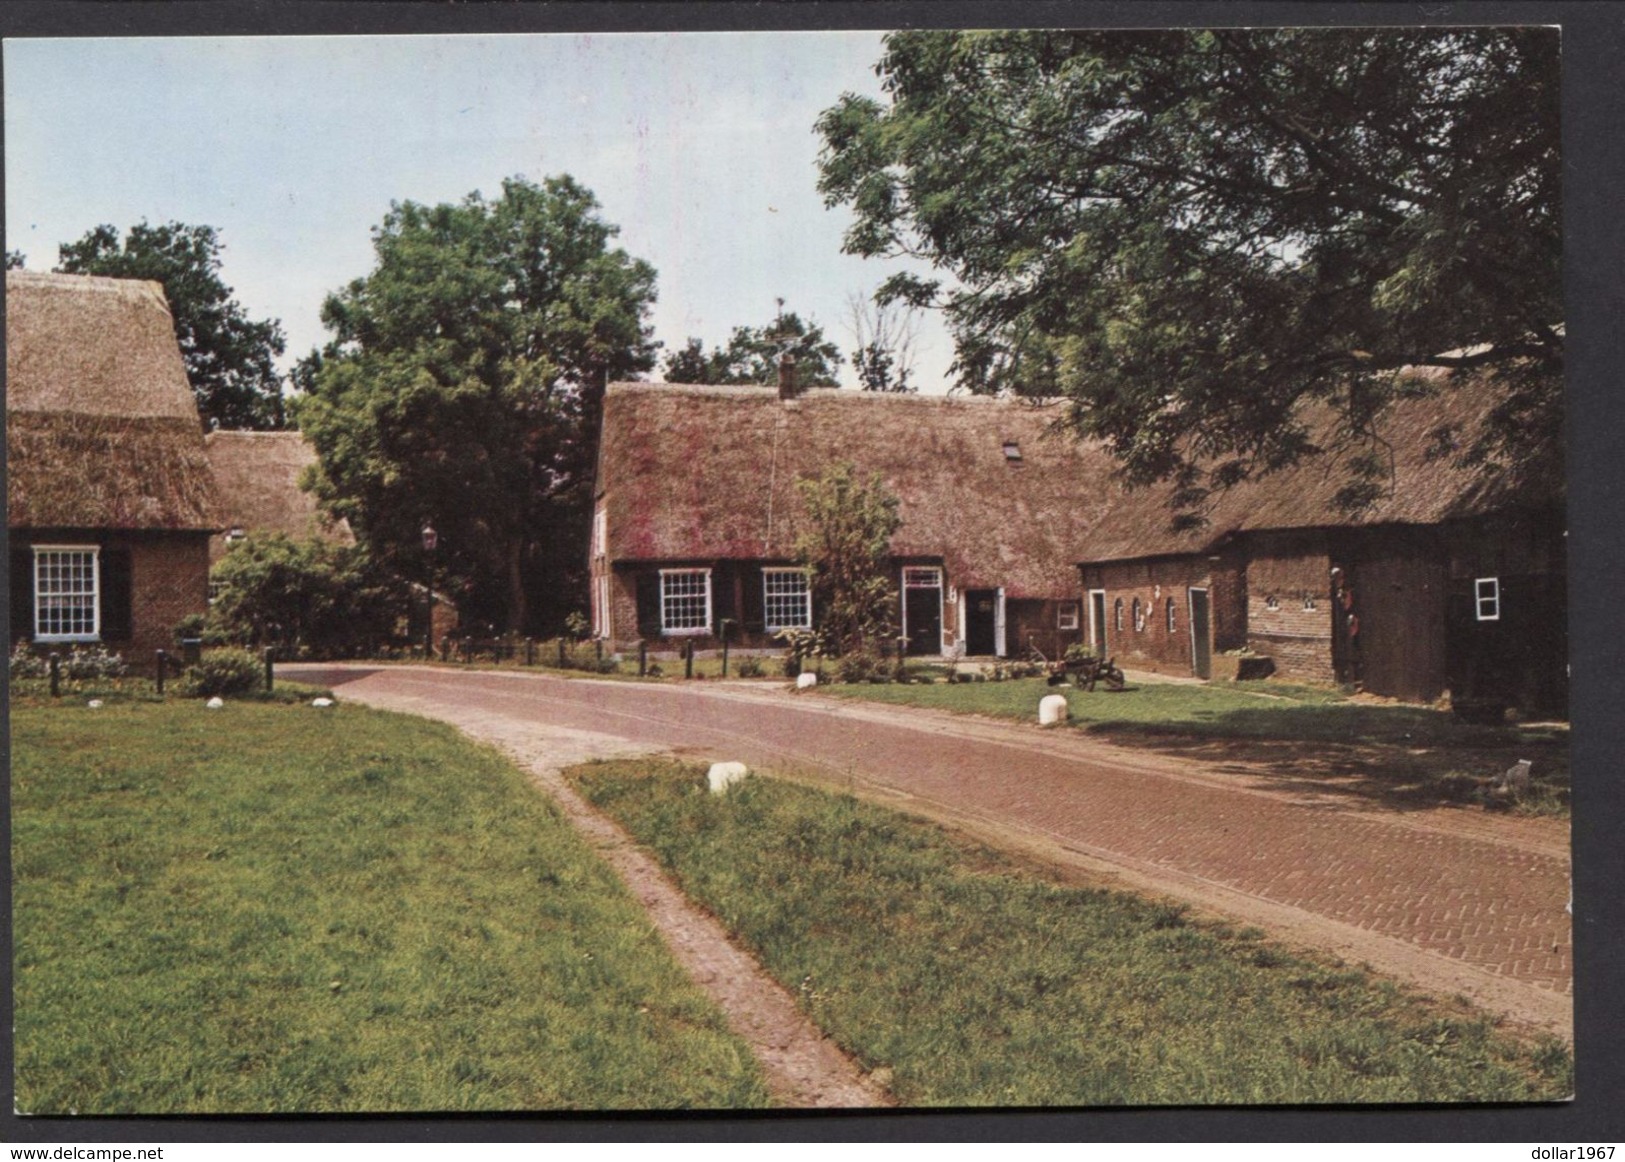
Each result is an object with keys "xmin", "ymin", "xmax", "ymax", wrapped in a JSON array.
[
  {"xmin": 180, "ymin": 648, "xmax": 264, "ymax": 698},
  {"xmin": 836, "ymin": 650, "xmax": 883, "ymax": 684},
  {"xmin": 210, "ymin": 533, "xmax": 406, "ymax": 658},
  {"xmin": 10, "ymin": 642, "xmax": 47, "ymax": 680},
  {"xmin": 10, "ymin": 643, "xmax": 127, "ymax": 682},
  {"xmin": 61, "ymin": 645, "xmax": 129, "ymax": 681},
  {"xmin": 735, "ymin": 655, "xmax": 765, "ymax": 678},
  {"xmin": 775, "ymin": 628, "xmax": 822, "ymax": 678}
]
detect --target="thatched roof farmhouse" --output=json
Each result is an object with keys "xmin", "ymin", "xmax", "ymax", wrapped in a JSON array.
[
  {"xmin": 204, "ymin": 430, "xmax": 354, "ymax": 563},
  {"xmin": 592, "ymin": 369, "xmax": 1563, "ymax": 713},
  {"xmin": 593, "ymin": 380, "xmax": 1112, "ymax": 659},
  {"xmin": 7, "ymin": 271, "xmax": 221, "ymax": 668}
]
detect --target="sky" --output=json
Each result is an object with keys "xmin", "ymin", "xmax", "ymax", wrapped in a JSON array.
[{"xmin": 4, "ymin": 32, "xmax": 953, "ymax": 390}]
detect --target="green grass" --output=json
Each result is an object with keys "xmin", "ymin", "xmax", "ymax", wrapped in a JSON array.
[
  {"xmin": 824, "ymin": 676, "xmax": 1569, "ymax": 814},
  {"xmin": 12, "ymin": 699, "xmax": 771, "ymax": 1113},
  {"xmin": 574, "ymin": 760, "xmax": 1572, "ymax": 1107}
]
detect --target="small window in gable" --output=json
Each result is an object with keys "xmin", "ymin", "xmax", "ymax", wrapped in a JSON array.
[
  {"xmin": 1475, "ymin": 577, "xmax": 1500, "ymax": 622},
  {"xmin": 1002, "ymin": 441, "xmax": 1022, "ymax": 462}
]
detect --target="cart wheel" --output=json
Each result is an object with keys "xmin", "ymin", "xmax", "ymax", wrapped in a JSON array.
[{"xmin": 1104, "ymin": 668, "xmax": 1126, "ymax": 691}]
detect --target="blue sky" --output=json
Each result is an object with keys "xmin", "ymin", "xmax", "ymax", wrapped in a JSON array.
[{"xmin": 4, "ymin": 32, "xmax": 952, "ymax": 389}]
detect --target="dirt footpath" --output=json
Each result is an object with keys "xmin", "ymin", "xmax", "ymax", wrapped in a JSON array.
[
  {"xmin": 288, "ymin": 664, "xmax": 1572, "ymax": 1043},
  {"xmin": 310, "ymin": 674, "xmax": 892, "ymax": 1109}
]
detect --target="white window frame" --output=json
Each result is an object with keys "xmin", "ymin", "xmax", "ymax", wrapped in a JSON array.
[
  {"xmin": 1057, "ymin": 601, "xmax": 1081, "ymax": 631},
  {"xmin": 594, "ymin": 574, "xmax": 611, "ymax": 638},
  {"xmin": 1166, "ymin": 597, "xmax": 1177, "ymax": 633},
  {"xmin": 1088, "ymin": 589, "xmax": 1107, "ymax": 651},
  {"xmin": 659, "ymin": 568, "xmax": 713, "ymax": 635},
  {"xmin": 1475, "ymin": 577, "xmax": 1501, "ymax": 622},
  {"xmin": 762, "ymin": 567, "xmax": 813, "ymax": 632},
  {"xmin": 591, "ymin": 507, "xmax": 607, "ymax": 559},
  {"xmin": 33, "ymin": 545, "xmax": 101, "ymax": 642}
]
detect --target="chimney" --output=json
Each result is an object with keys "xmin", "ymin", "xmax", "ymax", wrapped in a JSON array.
[{"xmin": 777, "ymin": 352, "xmax": 797, "ymax": 400}]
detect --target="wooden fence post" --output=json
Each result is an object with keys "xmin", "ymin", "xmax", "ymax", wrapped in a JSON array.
[
  {"xmin": 638, "ymin": 640, "xmax": 647, "ymax": 677},
  {"xmin": 155, "ymin": 650, "xmax": 167, "ymax": 696},
  {"xmin": 525, "ymin": 637, "xmax": 535, "ymax": 667},
  {"xmin": 264, "ymin": 646, "xmax": 275, "ymax": 692},
  {"xmin": 684, "ymin": 639, "xmax": 694, "ymax": 680},
  {"xmin": 48, "ymin": 652, "xmax": 60, "ymax": 698}
]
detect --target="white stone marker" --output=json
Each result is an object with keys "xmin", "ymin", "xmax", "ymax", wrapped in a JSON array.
[
  {"xmin": 707, "ymin": 761, "xmax": 750, "ymax": 794},
  {"xmin": 205, "ymin": 696, "xmax": 225, "ymax": 710},
  {"xmin": 795, "ymin": 671, "xmax": 818, "ymax": 689},
  {"xmin": 311, "ymin": 697, "xmax": 335, "ymax": 708},
  {"xmin": 1039, "ymin": 693, "xmax": 1069, "ymax": 726},
  {"xmin": 86, "ymin": 699, "xmax": 104, "ymax": 709}
]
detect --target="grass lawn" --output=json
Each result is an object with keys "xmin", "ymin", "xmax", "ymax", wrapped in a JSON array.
[
  {"xmin": 824, "ymin": 677, "xmax": 1570, "ymax": 814},
  {"xmin": 574, "ymin": 760, "xmax": 1572, "ymax": 1107},
  {"xmin": 11, "ymin": 694, "xmax": 771, "ymax": 1113}
]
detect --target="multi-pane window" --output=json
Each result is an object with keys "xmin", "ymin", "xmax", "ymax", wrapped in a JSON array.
[
  {"xmin": 660, "ymin": 568, "xmax": 712, "ymax": 634},
  {"xmin": 1114, "ymin": 598, "xmax": 1124, "ymax": 632},
  {"xmin": 763, "ymin": 568, "xmax": 812, "ymax": 630},
  {"xmin": 1057, "ymin": 601, "xmax": 1080, "ymax": 630},
  {"xmin": 1475, "ymin": 577, "xmax": 1501, "ymax": 622},
  {"xmin": 34, "ymin": 547, "xmax": 99, "ymax": 641},
  {"xmin": 1132, "ymin": 597, "xmax": 1145, "ymax": 632},
  {"xmin": 903, "ymin": 566, "xmax": 941, "ymax": 589},
  {"xmin": 1166, "ymin": 597, "xmax": 1177, "ymax": 633}
]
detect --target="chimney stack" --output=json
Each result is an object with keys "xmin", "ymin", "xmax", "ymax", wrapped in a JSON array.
[{"xmin": 777, "ymin": 352, "xmax": 797, "ymax": 400}]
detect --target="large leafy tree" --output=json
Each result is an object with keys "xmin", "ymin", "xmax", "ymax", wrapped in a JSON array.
[
  {"xmin": 663, "ymin": 307, "xmax": 842, "ymax": 387},
  {"xmin": 295, "ymin": 175, "xmax": 658, "ymax": 634},
  {"xmin": 818, "ymin": 29, "xmax": 1562, "ymax": 512},
  {"xmin": 56, "ymin": 222, "xmax": 288, "ymax": 430}
]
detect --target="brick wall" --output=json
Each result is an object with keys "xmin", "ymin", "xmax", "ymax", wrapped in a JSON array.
[
  {"xmin": 1081, "ymin": 557, "xmax": 1216, "ymax": 676},
  {"xmin": 128, "ymin": 534, "xmax": 210, "ymax": 669},
  {"xmin": 1243, "ymin": 532, "xmax": 1335, "ymax": 684},
  {"xmin": 11, "ymin": 530, "xmax": 210, "ymax": 674}
]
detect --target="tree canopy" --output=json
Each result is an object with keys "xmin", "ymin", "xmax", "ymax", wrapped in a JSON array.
[
  {"xmin": 817, "ymin": 29, "xmax": 1562, "ymax": 512},
  {"xmin": 662, "ymin": 307, "xmax": 842, "ymax": 387},
  {"xmin": 56, "ymin": 222, "xmax": 288, "ymax": 431},
  {"xmin": 294, "ymin": 175, "xmax": 658, "ymax": 634}
]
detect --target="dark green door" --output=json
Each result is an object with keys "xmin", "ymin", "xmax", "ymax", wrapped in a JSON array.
[{"xmin": 1189, "ymin": 588, "xmax": 1212, "ymax": 679}]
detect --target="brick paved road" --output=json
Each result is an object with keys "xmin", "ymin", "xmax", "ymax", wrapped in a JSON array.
[{"xmin": 288, "ymin": 665, "xmax": 1572, "ymax": 1036}]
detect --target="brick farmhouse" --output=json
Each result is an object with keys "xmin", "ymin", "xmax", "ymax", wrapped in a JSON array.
[
  {"xmin": 591, "ymin": 368, "xmax": 1565, "ymax": 714},
  {"xmin": 8, "ymin": 272, "xmax": 221, "ymax": 671}
]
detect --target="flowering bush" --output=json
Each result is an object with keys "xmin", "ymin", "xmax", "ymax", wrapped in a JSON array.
[{"xmin": 9, "ymin": 642, "xmax": 128, "ymax": 681}]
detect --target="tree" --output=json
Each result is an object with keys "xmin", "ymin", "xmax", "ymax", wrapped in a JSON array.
[
  {"xmin": 662, "ymin": 304, "xmax": 842, "ymax": 387},
  {"xmin": 845, "ymin": 291, "xmax": 920, "ymax": 393},
  {"xmin": 56, "ymin": 222, "xmax": 288, "ymax": 430},
  {"xmin": 295, "ymin": 175, "xmax": 658, "ymax": 635},
  {"xmin": 817, "ymin": 29, "xmax": 1561, "ymax": 513},
  {"xmin": 6, "ymin": 250, "xmax": 25, "ymax": 270},
  {"xmin": 208, "ymin": 533, "xmax": 405, "ymax": 657},
  {"xmin": 793, "ymin": 462, "xmax": 902, "ymax": 655}
]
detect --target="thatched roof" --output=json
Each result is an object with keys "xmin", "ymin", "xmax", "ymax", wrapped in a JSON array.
[
  {"xmin": 1078, "ymin": 372, "xmax": 1552, "ymax": 563},
  {"xmin": 204, "ymin": 431, "xmax": 354, "ymax": 562},
  {"xmin": 599, "ymin": 376, "xmax": 1549, "ymax": 590},
  {"xmin": 7, "ymin": 271, "xmax": 220, "ymax": 530},
  {"xmin": 598, "ymin": 383, "xmax": 1119, "ymax": 596}
]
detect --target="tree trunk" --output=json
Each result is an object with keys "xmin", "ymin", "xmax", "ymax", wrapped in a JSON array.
[{"xmin": 506, "ymin": 537, "xmax": 527, "ymax": 635}]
